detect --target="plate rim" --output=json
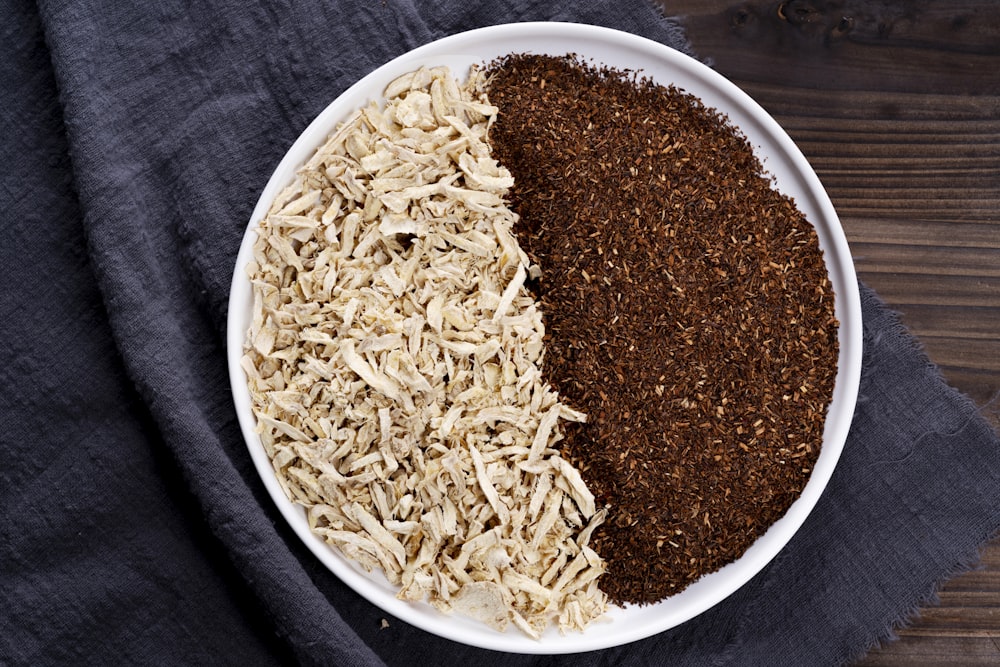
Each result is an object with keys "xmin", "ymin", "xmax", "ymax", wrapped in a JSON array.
[{"xmin": 226, "ymin": 20, "xmax": 863, "ymax": 655}]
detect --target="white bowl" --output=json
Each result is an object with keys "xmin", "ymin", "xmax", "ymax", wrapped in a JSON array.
[{"xmin": 227, "ymin": 21, "xmax": 862, "ymax": 655}]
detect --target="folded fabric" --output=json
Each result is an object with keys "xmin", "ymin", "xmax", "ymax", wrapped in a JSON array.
[{"xmin": 2, "ymin": 0, "xmax": 997, "ymax": 665}]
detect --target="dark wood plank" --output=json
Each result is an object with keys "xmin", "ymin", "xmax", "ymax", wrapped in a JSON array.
[
  {"xmin": 860, "ymin": 636, "xmax": 1000, "ymax": 666},
  {"xmin": 850, "ymin": 243, "xmax": 1000, "ymax": 278},
  {"xmin": 658, "ymin": 0, "xmax": 1000, "ymax": 663},
  {"xmin": 851, "ymin": 274, "xmax": 999, "ymax": 307},
  {"xmin": 844, "ymin": 220, "xmax": 1000, "ymax": 249}
]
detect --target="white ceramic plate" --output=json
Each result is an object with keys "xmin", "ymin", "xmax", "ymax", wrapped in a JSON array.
[{"xmin": 227, "ymin": 22, "xmax": 862, "ymax": 655}]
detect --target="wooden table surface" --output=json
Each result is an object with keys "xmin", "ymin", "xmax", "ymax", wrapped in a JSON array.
[{"xmin": 658, "ymin": 1, "xmax": 1000, "ymax": 664}]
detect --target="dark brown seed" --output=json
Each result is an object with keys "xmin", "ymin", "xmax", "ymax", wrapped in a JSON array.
[{"xmin": 485, "ymin": 54, "xmax": 838, "ymax": 606}]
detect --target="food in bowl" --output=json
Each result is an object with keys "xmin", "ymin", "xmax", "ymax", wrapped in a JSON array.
[{"xmin": 239, "ymin": 52, "xmax": 837, "ymax": 638}]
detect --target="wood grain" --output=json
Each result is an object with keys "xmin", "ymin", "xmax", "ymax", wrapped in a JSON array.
[{"xmin": 658, "ymin": 0, "xmax": 1000, "ymax": 663}]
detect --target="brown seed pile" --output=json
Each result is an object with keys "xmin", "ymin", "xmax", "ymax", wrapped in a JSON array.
[{"xmin": 484, "ymin": 54, "xmax": 838, "ymax": 606}]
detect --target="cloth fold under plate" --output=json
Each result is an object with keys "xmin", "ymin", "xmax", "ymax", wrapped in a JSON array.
[{"xmin": 2, "ymin": 0, "xmax": 997, "ymax": 665}]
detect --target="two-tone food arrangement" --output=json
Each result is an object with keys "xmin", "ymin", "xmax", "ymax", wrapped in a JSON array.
[{"xmin": 229, "ymin": 24, "xmax": 861, "ymax": 653}]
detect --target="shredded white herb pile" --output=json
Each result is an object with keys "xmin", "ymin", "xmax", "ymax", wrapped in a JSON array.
[{"xmin": 241, "ymin": 65, "xmax": 607, "ymax": 638}]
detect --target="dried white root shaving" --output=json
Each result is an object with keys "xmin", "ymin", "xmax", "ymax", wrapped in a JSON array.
[{"xmin": 242, "ymin": 64, "xmax": 607, "ymax": 638}]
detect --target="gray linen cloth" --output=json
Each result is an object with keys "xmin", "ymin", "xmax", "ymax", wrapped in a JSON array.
[{"xmin": 2, "ymin": 0, "xmax": 998, "ymax": 665}]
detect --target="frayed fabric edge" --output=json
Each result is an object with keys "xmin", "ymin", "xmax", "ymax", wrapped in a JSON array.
[
  {"xmin": 846, "ymin": 528, "xmax": 1000, "ymax": 664},
  {"xmin": 645, "ymin": 1, "xmax": 707, "ymax": 64}
]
